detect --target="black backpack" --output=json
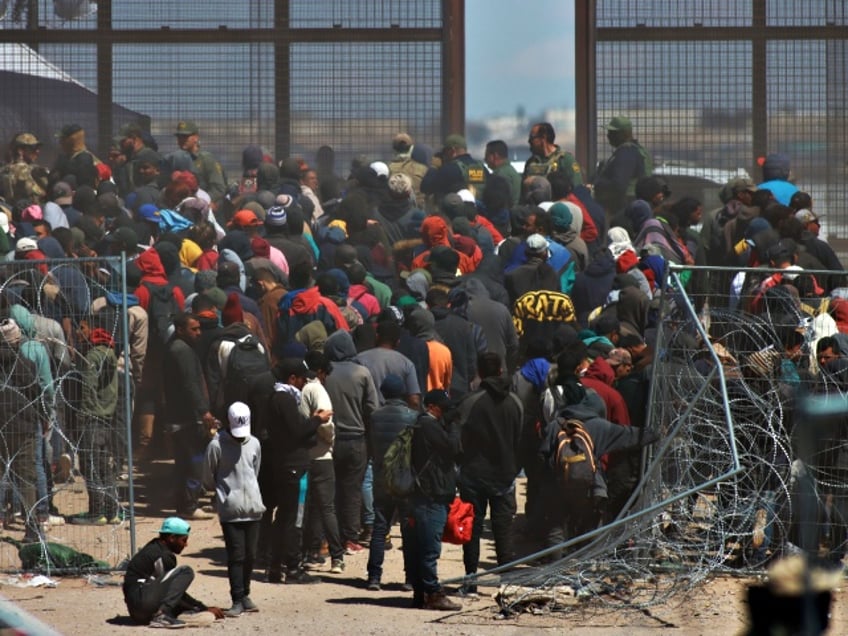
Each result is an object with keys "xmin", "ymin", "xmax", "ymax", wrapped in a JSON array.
[
  {"xmin": 223, "ymin": 334, "xmax": 271, "ymax": 407},
  {"xmin": 553, "ymin": 418, "xmax": 597, "ymax": 497},
  {"xmin": 142, "ymin": 281, "xmax": 179, "ymax": 346}
]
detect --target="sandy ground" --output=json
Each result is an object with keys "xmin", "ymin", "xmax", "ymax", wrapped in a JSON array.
[{"xmin": 2, "ymin": 466, "xmax": 848, "ymax": 635}]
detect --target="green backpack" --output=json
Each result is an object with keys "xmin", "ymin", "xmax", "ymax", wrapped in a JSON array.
[{"xmin": 383, "ymin": 426, "xmax": 417, "ymax": 498}]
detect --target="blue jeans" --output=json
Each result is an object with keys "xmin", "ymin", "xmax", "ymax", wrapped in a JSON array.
[
  {"xmin": 366, "ymin": 490, "xmax": 411, "ymax": 582},
  {"xmin": 405, "ymin": 498, "xmax": 449, "ymax": 595},
  {"xmin": 361, "ymin": 461, "xmax": 374, "ymax": 528}
]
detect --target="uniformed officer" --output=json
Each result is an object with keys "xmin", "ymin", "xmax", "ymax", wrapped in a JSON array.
[
  {"xmin": 522, "ymin": 122, "xmax": 583, "ymax": 190},
  {"xmin": 0, "ymin": 133, "xmax": 49, "ymax": 203},
  {"xmin": 173, "ymin": 120, "xmax": 226, "ymax": 209},
  {"xmin": 420, "ymin": 134, "xmax": 487, "ymax": 200},
  {"xmin": 593, "ymin": 115, "xmax": 653, "ymax": 217},
  {"xmin": 52, "ymin": 123, "xmax": 101, "ymax": 189}
]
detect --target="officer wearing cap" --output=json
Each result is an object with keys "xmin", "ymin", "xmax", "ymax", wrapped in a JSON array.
[
  {"xmin": 388, "ymin": 132, "xmax": 428, "ymax": 206},
  {"xmin": 51, "ymin": 123, "xmax": 102, "ymax": 189},
  {"xmin": 522, "ymin": 122, "xmax": 584, "ymax": 190},
  {"xmin": 420, "ymin": 133, "xmax": 487, "ymax": 200},
  {"xmin": 112, "ymin": 122, "xmax": 153, "ymax": 197},
  {"xmin": 593, "ymin": 115, "xmax": 653, "ymax": 217},
  {"xmin": 0, "ymin": 132, "xmax": 49, "ymax": 203},
  {"xmin": 172, "ymin": 119, "xmax": 227, "ymax": 210},
  {"xmin": 123, "ymin": 517, "xmax": 225, "ymax": 627}
]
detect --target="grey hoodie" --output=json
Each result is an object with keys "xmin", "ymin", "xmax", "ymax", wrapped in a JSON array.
[
  {"xmin": 202, "ymin": 430, "xmax": 266, "ymax": 523},
  {"xmin": 323, "ymin": 330, "xmax": 379, "ymax": 438}
]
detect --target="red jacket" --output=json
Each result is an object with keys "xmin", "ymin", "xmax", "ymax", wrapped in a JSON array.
[{"xmin": 133, "ymin": 247, "xmax": 185, "ymax": 312}]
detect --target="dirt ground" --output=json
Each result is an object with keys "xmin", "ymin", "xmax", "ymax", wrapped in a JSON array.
[{"xmin": 2, "ymin": 467, "xmax": 848, "ymax": 635}]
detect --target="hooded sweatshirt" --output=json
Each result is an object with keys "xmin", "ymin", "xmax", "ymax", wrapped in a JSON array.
[
  {"xmin": 406, "ymin": 309, "xmax": 452, "ymax": 392},
  {"xmin": 202, "ymin": 430, "xmax": 266, "ymax": 523},
  {"xmin": 133, "ymin": 247, "xmax": 185, "ymax": 313},
  {"xmin": 323, "ymin": 330, "xmax": 379, "ymax": 439},
  {"xmin": 9, "ymin": 304, "xmax": 55, "ymax": 404},
  {"xmin": 458, "ymin": 375, "xmax": 523, "ymax": 491}
]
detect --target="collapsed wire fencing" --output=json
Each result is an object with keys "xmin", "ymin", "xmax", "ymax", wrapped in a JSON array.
[
  {"xmin": 470, "ymin": 264, "xmax": 844, "ymax": 614},
  {"xmin": 0, "ymin": 255, "xmax": 134, "ymax": 574}
]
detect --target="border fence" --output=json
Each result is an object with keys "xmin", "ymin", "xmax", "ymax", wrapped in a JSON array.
[
  {"xmin": 576, "ymin": 0, "xmax": 848, "ymax": 234},
  {"xmin": 0, "ymin": 254, "xmax": 133, "ymax": 573},
  {"xmin": 0, "ymin": 0, "xmax": 463, "ymax": 180}
]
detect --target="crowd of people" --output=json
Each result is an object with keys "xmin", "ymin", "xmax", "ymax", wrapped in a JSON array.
[{"xmin": 0, "ymin": 114, "xmax": 844, "ymax": 626}]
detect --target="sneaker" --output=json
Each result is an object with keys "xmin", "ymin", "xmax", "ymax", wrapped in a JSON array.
[
  {"xmin": 330, "ymin": 558, "xmax": 345, "ymax": 574},
  {"xmin": 285, "ymin": 568, "xmax": 320, "ymax": 585},
  {"xmin": 148, "ymin": 611, "xmax": 186, "ymax": 628},
  {"xmin": 224, "ymin": 602, "xmax": 243, "ymax": 618},
  {"xmin": 242, "ymin": 596, "xmax": 259, "ymax": 613},
  {"xmin": 366, "ymin": 578, "xmax": 381, "ymax": 591},
  {"xmin": 457, "ymin": 583, "xmax": 479, "ymax": 599},
  {"xmin": 303, "ymin": 553, "xmax": 326, "ymax": 569},
  {"xmin": 265, "ymin": 565, "xmax": 283, "ymax": 584},
  {"xmin": 345, "ymin": 540, "xmax": 364, "ymax": 555},
  {"xmin": 181, "ymin": 508, "xmax": 214, "ymax": 520},
  {"xmin": 423, "ymin": 591, "xmax": 462, "ymax": 611},
  {"xmin": 401, "ymin": 581, "xmax": 413, "ymax": 592}
]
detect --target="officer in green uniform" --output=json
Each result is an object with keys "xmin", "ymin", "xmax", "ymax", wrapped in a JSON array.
[
  {"xmin": 420, "ymin": 134, "xmax": 487, "ymax": 200},
  {"xmin": 0, "ymin": 133, "xmax": 50, "ymax": 203},
  {"xmin": 522, "ymin": 122, "xmax": 583, "ymax": 189},
  {"xmin": 593, "ymin": 115, "xmax": 653, "ymax": 217},
  {"xmin": 174, "ymin": 120, "xmax": 227, "ymax": 209}
]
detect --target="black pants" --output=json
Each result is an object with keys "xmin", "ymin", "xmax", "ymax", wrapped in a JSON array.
[
  {"xmin": 78, "ymin": 419, "xmax": 118, "ymax": 519},
  {"xmin": 270, "ymin": 467, "xmax": 308, "ymax": 571},
  {"xmin": 460, "ymin": 479, "xmax": 517, "ymax": 575},
  {"xmin": 222, "ymin": 520, "xmax": 260, "ymax": 603},
  {"xmin": 173, "ymin": 424, "xmax": 206, "ymax": 514},
  {"xmin": 304, "ymin": 459, "xmax": 344, "ymax": 560},
  {"xmin": 124, "ymin": 564, "xmax": 196, "ymax": 623},
  {"xmin": 333, "ymin": 437, "xmax": 367, "ymax": 544}
]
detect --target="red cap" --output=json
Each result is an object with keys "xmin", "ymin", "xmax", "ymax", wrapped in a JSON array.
[{"xmin": 228, "ymin": 209, "xmax": 262, "ymax": 228}]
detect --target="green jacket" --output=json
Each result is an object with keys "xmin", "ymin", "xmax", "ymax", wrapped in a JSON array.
[
  {"xmin": 492, "ymin": 162, "xmax": 521, "ymax": 206},
  {"xmin": 523, "ymin": 146, "xmax": 584, "ymax": 186}
]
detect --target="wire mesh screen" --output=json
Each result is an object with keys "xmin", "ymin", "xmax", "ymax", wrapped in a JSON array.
[
  {"xmin": 489, "ymin": 264, "xmax": 842, "ymax": 614},
  {"xmin": 0, "ymin": 256, "xmax": 132, "ymax": 573},
  {"xmin": 593, "ymin": 1, "xmax": 848, "ymax": 232},
  {"xmin": 0, "ymin": 1, "xmax": 452, "ymax": 183},
  {"xmin": 290, "ymin": 41, "xmax": 442, "ymax": 171}
]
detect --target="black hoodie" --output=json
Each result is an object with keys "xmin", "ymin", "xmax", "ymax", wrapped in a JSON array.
[{"xmin": 458, "ymin": 375, "xmax": 523, "ymax": 491}]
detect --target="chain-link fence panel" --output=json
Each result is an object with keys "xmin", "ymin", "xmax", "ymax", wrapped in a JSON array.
[{"xmin": 0, "ymin": 255, "xmax": 133, "ymax": 574}]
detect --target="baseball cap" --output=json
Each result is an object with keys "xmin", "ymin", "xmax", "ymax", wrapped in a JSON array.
[
  {"xmin": 106, "ymin": 226, "xmax": 139, "ymax": 252},
  {"xmin": 440, "ymin": 193, "xmax": 464, "ymax": 218},
  {"xmin": 14, "ymin": 133, "xmax": 40, "ymax": 147},
  {"xmin": 227, "ymin": 401, "xmax": 251, "ymax": 438},
  {"xmin": 370, "ymin": 161, "xmax": 389, "ymax": 179},
  {"xmin": 175, "ymin": 120, "xmax": 199, "ymax": 136},
  {"xmin": 393, "ymin": 132, "xmax": 413, "ymax": 147},
  {"xmin": 380, "ymin": 374, "xmax": 406, "ymax": 400},
  {"xmin": 158, "ymin": 517, "xmax": 191, "ymax": 536},
  {"xmin": 423, "ymin": 389, "xmax": 452, "ymax": 409},
  {"xmin": 795, "ymin": 209, "xmax": 821, "ymax": 225},
  {"xmin": 727, "ymin": 176, "xmax": 757, "ymax": 194},
  {"xmin": 15, "ymin": 237, "xmax": 38, "ymax": 253},
  {"xmin": 443, "ymin": 134, "xmax": 466, "ymax": 150},
  {"xmin": 457, "ymin": 189, "xmax": 475, "ymax": 203},
  {"xmin": 526, "ymin": 233, "xmax": 549, "ymax": 253},
  {"xmin": 273, "ymin": 357, "xmax": 310, "ymax": 382},
  {"xmin": 52, "ymin": 181, "xmax": 73, "ymax": 205},
  {"xmin": 119, "ymin": 122, "xmax": 143, "ymax": 138},
  {"xmin": 137, "ymin": 203, "xmax": 161, "ymax": 223},
  {"xmin": 59, "ymin": 123, "xmax": 83, "ymax": 139},
  {"xmin": 229, "ymin": 209, "xmax": 262, "ymax": 228},
  {"xmin": 604, "ymin": 115, "xmax": 632, "ymax": 132}
]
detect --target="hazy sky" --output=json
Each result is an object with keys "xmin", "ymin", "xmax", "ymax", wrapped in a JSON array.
[{"xmin": 465, "ymin": 0, "xmax": 575, "ymax": 120}]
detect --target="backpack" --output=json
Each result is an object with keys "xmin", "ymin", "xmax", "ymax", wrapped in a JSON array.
[
  {"xmin": 223, "ymin": 334, "xmax": 270, "ymax": 407},
  {"xmin": 442, "ymin": 496, "xmax": 474, "ymax": 545},
  {"xmin": 142, "ymin": 281, "xmax": 179, "ymax": 346},
  {"xmin": 383, "ymin": 426, "xmax": 417, "ymax": 498},
  {"xmin": 553, "ymin": 418, "xmax": 597, "ymax": 497}
]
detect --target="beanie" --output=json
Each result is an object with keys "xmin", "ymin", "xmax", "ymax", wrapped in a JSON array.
[{"xmin": 221, "ymin": 292, "xmax": 244, "ymax": 326}]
